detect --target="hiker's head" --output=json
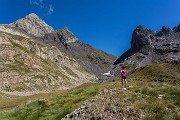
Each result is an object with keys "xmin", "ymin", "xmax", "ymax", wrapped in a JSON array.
[{"xmin": 122, "ymin": 66, "xmax": 125, "ymax": 69}]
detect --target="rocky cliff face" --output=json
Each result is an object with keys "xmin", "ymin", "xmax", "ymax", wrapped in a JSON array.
[
  {"xmin": 43, "ymin": 27, "xmax": 78, "ymax": 46},
  {"xmin": 114, "ymin": 25, "xmax": 180, "ymax": 69},
  {"xmin": 10, "ymin": 13, "xmax": 54, "ymax": 37}
]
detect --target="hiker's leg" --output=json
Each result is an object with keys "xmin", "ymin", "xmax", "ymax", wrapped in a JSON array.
[
  {"xmin": 124, "ymin": 79, "xmax": 127, "ymax": 88},
  {"xmin": 121, "ymin": 79, "xmax": 124, "ymax": 88}
]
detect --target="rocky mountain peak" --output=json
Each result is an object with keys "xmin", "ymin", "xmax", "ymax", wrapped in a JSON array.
[
  {"xmin": 131, "ymin": 25, "xmax": 153, "ymax": 54},
  {"xmin": 26, "ymin": 13, "xmax": 39, "ymax": 18},
  {"xmin": 57, "ymin": 26, "xmax": 78, "ymax": 43},
  {"xmin": 114, "ymin": 24, "xmax": 180, "ymax": 67},
  {"xmin": 9, "ymin": 13, "xmax": 54, "ymax": 37},
  {"xmin": 155, "ymin": 26, "xmax": 172, "ymax": 37},
  {"xmin": 173, "ymin": 24, "xmax": 180, "ymax": 33}
]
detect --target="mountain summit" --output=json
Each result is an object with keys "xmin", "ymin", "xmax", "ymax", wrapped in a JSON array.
[{"xmin": 10, "ymin": 13, "xmax": 54, "ymax": 37}]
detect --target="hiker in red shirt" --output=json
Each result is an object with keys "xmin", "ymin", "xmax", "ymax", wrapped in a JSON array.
[{"xmin": 121, "ymin": 66, "xmax": 127, "ymax": 89}]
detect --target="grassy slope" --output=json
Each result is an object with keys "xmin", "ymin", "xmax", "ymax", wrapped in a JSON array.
[
  {"xmin": 127, "ymin": 62, "xmax": 180, "ymax": 119},
  {"xmin": 0, "ymin": 82, "xmax": 118, "ymax": 120},
  {"xmin": 129, "ymin": 61, "xmax": 180, "ymax": 82},
  {"xmin": 0, "ymin": 62, "xmax": 180, "ymax": 120},
  {"xmin": 128, "ymin": 80, "xmax": 180, "ymax": 120},
  {"xmin": 0, "ymin": 31, "xmax": 95, "ymax": 92}
]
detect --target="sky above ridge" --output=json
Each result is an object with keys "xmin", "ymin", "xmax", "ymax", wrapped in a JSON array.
[{"xmin": 0, "ymin": 0, "xmax": 180, "ymax": 56}]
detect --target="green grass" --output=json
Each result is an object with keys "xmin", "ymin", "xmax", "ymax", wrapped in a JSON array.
[
  {"xmin": 68, "ymin": 57, "xmax": 76, "ymax": 63},
  {"xmin": 124, "ymin": 78, "xmax": 180, "ymax": 119},
  {"xmin": 10, "ymin": 40, "xmax": 30, "ymax": 53},
  {"xmin": 130, "ymin": 62, "xmax": 180, "ymax": 82},
  {"xmin": 135, "ymin": 55, "xmax": 145, "ymax": 61},
  {"xmin": 1, "ymin": 78, "xmax": 179, "ymax": 120},
  {"xmin": 3, "ymin": 59, "xmax": 31, "ymax": 74},
  {"xmin": 0, "ymin": 82, "xmax": 117, "ymax": 120},
  {"xmin": 1, "ymin": 80, "xmax": 180, "ymax": 120},
  {"xmin": 61, "ymin": 65, "xmax": 79, "ymax": 78}
]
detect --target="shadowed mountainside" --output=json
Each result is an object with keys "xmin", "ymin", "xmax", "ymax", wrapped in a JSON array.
[{"xmin": 114, "ymin": 25, "xmax": 180, "ymax": 69}]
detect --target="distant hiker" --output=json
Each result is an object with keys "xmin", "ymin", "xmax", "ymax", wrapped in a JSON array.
[{"xmin": 121, "ymin": 66, "xmax": 127, "ymax": 89}]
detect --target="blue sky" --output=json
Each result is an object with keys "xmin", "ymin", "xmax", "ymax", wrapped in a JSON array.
[{"xmin": 0, "ymin": 0, "xmax": 180, "ymax": 56}]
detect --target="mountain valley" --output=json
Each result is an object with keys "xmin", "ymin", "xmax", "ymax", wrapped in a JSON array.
[{"xmin": 0, "ymin": 13, "xmax": 179, "ymax": 120}]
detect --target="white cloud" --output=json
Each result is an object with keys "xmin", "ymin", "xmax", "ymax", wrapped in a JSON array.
[
  {"xmin": 30, "ymin": 0, "xmax": 54, "ymax": 15},
  {"xmin": 30, "ymin": 0, "xmax": 39, "ymax": 5},
  {"xmin": 47, "ymin": 4, "xmax": 54, "ymax": 15}
]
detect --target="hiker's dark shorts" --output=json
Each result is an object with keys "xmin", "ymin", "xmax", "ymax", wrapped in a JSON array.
[{"xmin": 122, "ymin": 76, "xmax": 126, "ymax": 79}]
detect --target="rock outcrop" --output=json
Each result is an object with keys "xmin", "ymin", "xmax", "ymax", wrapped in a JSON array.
[
  {"xmin": 10, "ymin": 13, "xmax": 54, "ymax": 37},
  {"xmin": 43, "ymin": 27, "xmax": 78, "ymax": 47},
  {"xmin": 114, "ymin": 25, "xmax": 180, "ymax": 69}
]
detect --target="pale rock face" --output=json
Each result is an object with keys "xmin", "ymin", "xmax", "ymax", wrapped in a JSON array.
[
  {"xmin": 9, "ymin": 13, "xmax": 54, "ymax": 37},
  {"xmin": 0, "ymin": 25, "xmax": 30, "ymax": 38}
]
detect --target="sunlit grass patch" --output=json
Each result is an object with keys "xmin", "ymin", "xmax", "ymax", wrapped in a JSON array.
[
  {"xmin": 127, "ymin": 78, "xmax": 180, "ymax": 119},
  {"xmin": 0, "ymin": 82, "xmax": 118, "ymax": 120}
]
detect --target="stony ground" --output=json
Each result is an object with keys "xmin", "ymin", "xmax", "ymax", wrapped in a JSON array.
[{"xmin": 63, "ymin": 87, "xmax": 140, "ymax": 120}]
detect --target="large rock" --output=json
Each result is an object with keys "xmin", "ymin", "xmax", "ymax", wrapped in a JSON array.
[{"xmin": 10, "ymin": 13, "xmax": 54, "ymax": 37}]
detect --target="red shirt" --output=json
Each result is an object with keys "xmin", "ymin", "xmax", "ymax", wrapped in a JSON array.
[{"xmin": 121, "ymin": 69, "xmax": 127, "ymax": 76}]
